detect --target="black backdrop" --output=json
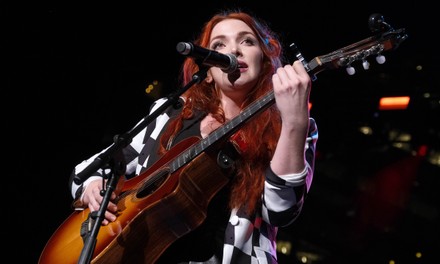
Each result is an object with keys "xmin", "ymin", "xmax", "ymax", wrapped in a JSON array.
[{"xmin": 5, "ymin": 1, "xmax": 439, "ymax": 263}]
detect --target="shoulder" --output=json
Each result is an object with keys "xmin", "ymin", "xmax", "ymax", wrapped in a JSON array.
[{"xmin": 149, "ymin": 97, "xmax": 185, "ymax": 117}]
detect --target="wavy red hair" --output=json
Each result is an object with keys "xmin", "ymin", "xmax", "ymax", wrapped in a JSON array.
[{"xmin": 159, "ymin": 10, "xmax": 286, "ymax": 214}]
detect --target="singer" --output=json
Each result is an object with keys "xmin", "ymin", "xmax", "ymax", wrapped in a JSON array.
[{"xmin": 68, "ymin": 8, "xmax": 318, "ymax": 264}]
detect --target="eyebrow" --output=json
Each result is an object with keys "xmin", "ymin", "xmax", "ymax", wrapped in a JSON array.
[{"xmin": 210, "ymin": 31, "xmax": 256, "ymax": 42}]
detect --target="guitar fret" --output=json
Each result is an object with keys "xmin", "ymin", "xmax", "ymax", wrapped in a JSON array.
[
  {"xmin": 170, "ymin": 159, "xmax": 178, "ymax": 173},
  {"xmin": 171, "ymin": 158, "xmax": 175, "ymax": 169},
  {"xmin": 193, "ymin": 144, "xmax": 201, "ymax": 155},
  {"xmin": 176, "ymin": 156, "xmax": 182, "ymax": 169},
  {"xmin": 183, "ymin": 150, "xmax": 190, "ymax": 161}
]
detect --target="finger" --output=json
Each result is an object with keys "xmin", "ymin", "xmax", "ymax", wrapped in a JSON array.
[
  {"xmin": 89, "ymin": 199, "xmax": 101, "ymax": 212},
  {"xmin": 292, "ymin": 60, "xmax": 308, "ymax": 75},
  {"xmin": 107, "ymin": 201, "xmax": 119, "ymax": 213},
  {"xmin": 104, "ymin": 210, "xmax": 117, "ymax": 222},
  {"xmin": 272, "ymin": 73, "xmax": 281, "ymax": 87},
  {"xmin": 275, "ymin": 66, "xmax": 290, "ymax": 83},
  {"xmin": 110, "ymin": 191, "xmax": 117, "ymax": 200}
]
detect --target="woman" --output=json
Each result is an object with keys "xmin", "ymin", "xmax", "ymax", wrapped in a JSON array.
[{"xmin": 69, "ymin": 9, "xmax": 318, "ymax": 263}]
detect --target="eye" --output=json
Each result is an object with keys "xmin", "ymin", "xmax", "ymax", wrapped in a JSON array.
[
  {"xmin": 242, "ymin": 38, "xmax": 255, "ymax": 45},
  {"xmin": 211, "ymin": 41, "xmax": 225, "ymax": 50}
]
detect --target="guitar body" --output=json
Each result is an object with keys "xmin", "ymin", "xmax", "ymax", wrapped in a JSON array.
[{"xmin": 39, "ymin": 137, "xmax": 231, "ymax": 264}]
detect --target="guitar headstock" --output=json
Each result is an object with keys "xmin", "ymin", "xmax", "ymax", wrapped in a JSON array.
[{"xmin": 292, "ymin": 13, "xmax": 408, "ymax": 80}]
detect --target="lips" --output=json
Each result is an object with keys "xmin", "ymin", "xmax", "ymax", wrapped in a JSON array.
[
  {"xmin": 237, "ymin": 61, "xmax": 247, "ymax": 72},
  {"xmin": 237, "ymin": 61, "xmax": 247, "ymax": 68}
]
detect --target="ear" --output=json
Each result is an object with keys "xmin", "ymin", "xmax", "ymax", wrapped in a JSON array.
[{"xmin": 205, "ymin": 74, "xmax": 213, "ymax": 83}]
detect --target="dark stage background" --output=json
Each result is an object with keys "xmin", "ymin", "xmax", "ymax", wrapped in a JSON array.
[{"xmin": 5, "ymin": 1, "xmax": 439, "ymax": 263}]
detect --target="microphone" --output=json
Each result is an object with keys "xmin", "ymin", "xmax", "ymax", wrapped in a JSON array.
[{"xmin": 176, "ymin": 42, "xmax": 238, "ymax": 73}]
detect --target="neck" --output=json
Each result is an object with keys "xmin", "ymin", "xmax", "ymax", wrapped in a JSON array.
[{"xmin": 220, "ymin": 95, "xmax": 243, "ymax": 119}]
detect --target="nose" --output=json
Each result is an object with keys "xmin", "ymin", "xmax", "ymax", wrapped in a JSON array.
[{"xmin": 230, "ymin": 45, "xmax": 242, "ymax": 56}]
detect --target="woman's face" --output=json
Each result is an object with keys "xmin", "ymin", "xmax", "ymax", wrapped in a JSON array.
[{"xmin": 208, "ymin": 19, "xmax": 264, "ymax": 98}]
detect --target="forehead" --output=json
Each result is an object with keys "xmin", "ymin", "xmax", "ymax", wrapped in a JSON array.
[{"xmin": 210, "ymin": 19, "xmax": 253, "ymax": 40}]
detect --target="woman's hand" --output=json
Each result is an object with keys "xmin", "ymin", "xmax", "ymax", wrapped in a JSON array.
[
  {"xmin": 81, "ymin": 179, "xmax": 119, "ymax": 225},
  {"xmin": 272, "ymin": 60, "xmax": 311, "ymax": 129}
]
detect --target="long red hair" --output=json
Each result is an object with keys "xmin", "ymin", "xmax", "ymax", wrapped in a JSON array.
[{"xmin": 159, "ymin": 10, "xmax": 285, "ymax": 214}]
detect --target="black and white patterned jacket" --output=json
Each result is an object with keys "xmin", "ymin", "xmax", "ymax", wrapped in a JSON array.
[{"xmin": 70, "ymin": 97, "xmax": 318, "ymax": 264}]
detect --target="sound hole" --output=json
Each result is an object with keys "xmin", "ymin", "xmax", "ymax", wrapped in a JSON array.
[{"xmin": 136, "ymin": 168, "xmax": 170, "ymax": 199}]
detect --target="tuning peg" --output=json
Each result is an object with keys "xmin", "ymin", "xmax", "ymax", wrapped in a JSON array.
[
  {"xmin": 362, "ymin": 60, "xmax": 370, "ymax": 70},
  {"xmin": 346, "ymin": 66, "xmax": 356, "ymax": 75},
  {"xmin": 376, "ymin": 55, "xmax": 386, "ymax": 64}
]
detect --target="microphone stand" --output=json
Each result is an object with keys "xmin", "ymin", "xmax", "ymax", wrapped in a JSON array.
[
  {"xmin": 76, "ymin": 65, "xmax": 209, "ymax": 264},
  {"xmin": 77, "ymin": 147, "xmax": 126, "ymax": 264}
]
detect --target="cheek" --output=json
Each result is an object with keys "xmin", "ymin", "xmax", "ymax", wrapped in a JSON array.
[
  {"xmin": 254, "ymin": 50, "xmax": 265, "ymax": 70},
  {"xmin": 209, "ymin": 68, "xmax": 223, "ymax": 81},
  {"xmin": 253, "ymin": 54, "xmax": 264, "ymax": 73}
]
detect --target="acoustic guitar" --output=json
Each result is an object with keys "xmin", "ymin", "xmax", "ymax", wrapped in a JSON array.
[{"xmin": 39, "ymin": 13, "xmax": 407, "ymax": 264}]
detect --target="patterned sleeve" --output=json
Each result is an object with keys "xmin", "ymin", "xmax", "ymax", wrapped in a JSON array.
[
  {"xmin": 68, "ymin": 97, "xmax": 173, "ymax": 205},
  {"xmin": 261, "ymin": 117, "xmax": 319, "ymax": 227}
]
